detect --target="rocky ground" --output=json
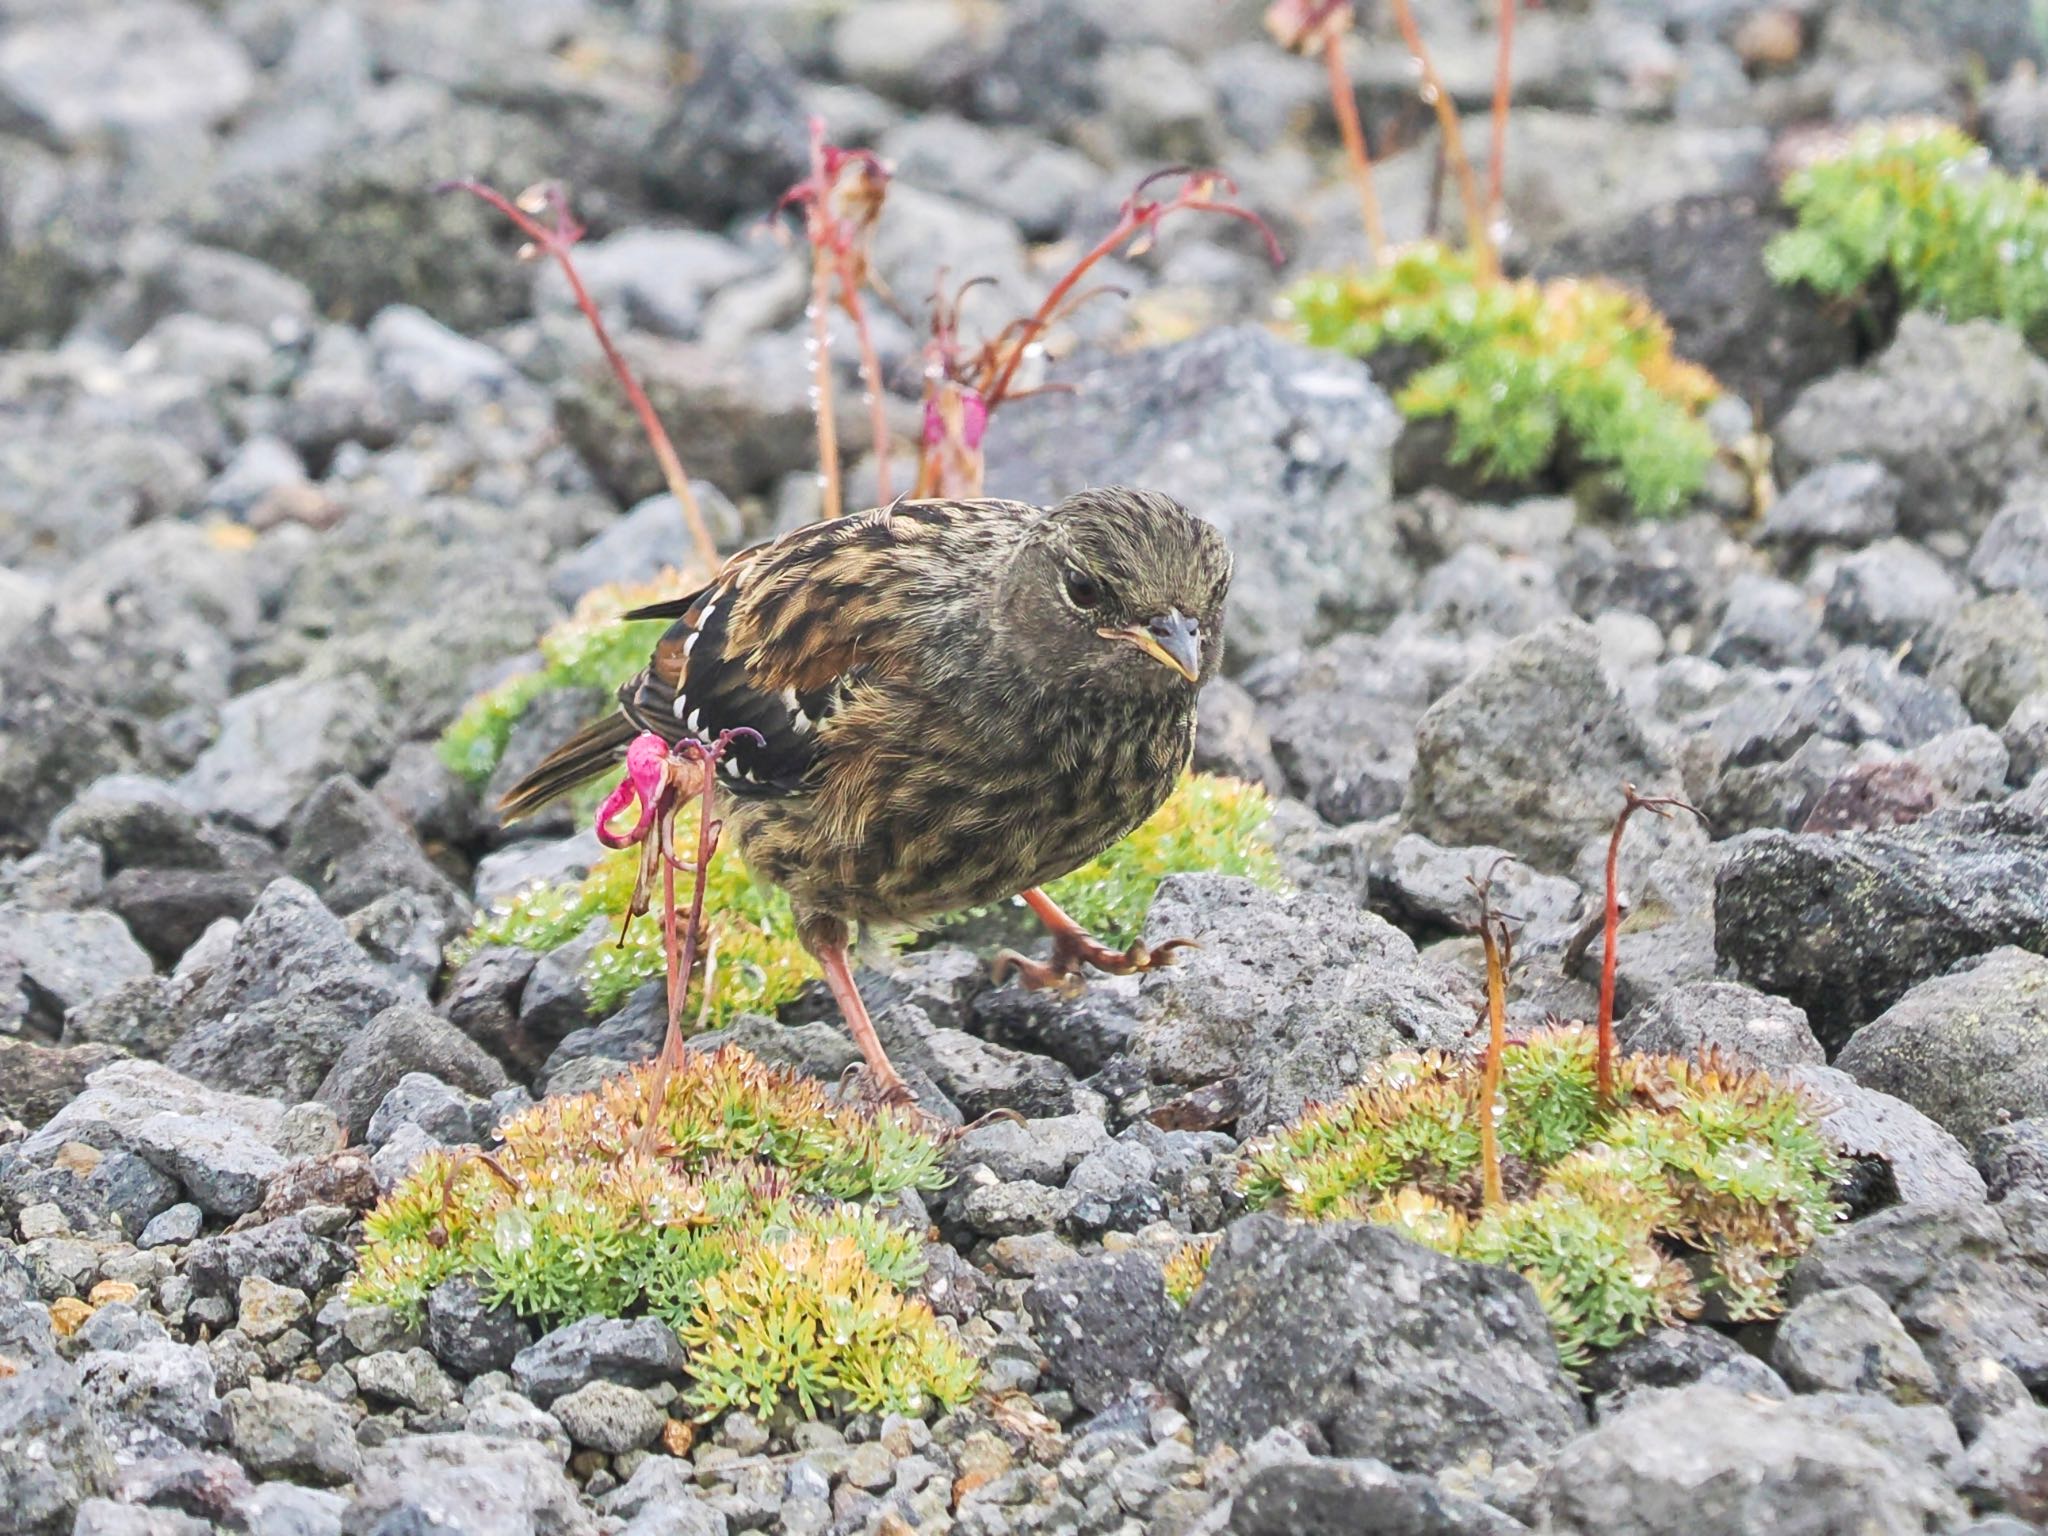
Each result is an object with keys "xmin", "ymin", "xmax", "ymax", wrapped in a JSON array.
[{"xmin": 6, "ymin": 0, "xmax": 2048, "ymax": 1532}]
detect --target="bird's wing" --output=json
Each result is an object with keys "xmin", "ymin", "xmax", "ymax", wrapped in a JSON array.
[{"xmin": 616, "ymin": 499, "xmax": 1032, "ymax": 795}]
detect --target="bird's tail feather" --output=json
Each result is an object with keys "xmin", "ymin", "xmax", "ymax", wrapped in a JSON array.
[{"xmin": 498, "ymin": 711, "xmax": 638, "ymax": 822}]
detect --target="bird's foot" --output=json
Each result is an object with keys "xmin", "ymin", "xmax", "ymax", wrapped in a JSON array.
[
  {"xmin": 840, "ymin": 1061, "xmax": 919, "ymax": 1111},
  {"xmin": 994, "ymin": 931, "xmax": 1198, "ymax": 995}
]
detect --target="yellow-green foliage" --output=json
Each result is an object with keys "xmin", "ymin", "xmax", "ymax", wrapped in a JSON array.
[
  {"xmin": 352, "ymin": 1048, "xmax": 975, "ymax": 1419},
  {"xmin": 454, "ymin": 773, "xmax": 1278, "ymax": 1018},
  {"xmin": 1163, "ymin": 1236, "xmax": 1215, "ymax": 1307},
  {"xmin": 1290, "ymin": 244, "xmax": 1721, "ymax": 518},
  {"xmin": 1237, "ymin": 1028, "xmax": 1839, "ymax": 1366},
  {"xmin": 439, "ymin": 576, "xmax": 687, "ymax": 786},
  {"xmin": 1768, "ymin": 121, "xmax": 2048, "ymax": 346},
  {"xmin": 450, "ymin": 805, "xmax": 813, "ymax": 1018}
]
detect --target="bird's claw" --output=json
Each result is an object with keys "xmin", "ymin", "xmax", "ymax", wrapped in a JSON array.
[
  {"xmin": 840, "ymin": 1061, "xmax": 919, "ymax": 1111},
  {"xmin": 994, "ymin": 933, "xmax": 1199, "ymax": 995}
]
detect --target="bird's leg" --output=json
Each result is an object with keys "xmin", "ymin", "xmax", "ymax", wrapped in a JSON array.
[
  {"xmin": 994, "ymin": 886, "xmax": 1198, "ymax": 995},
  {"xmin": 815, "ymin": 939, "xmax": 916, "ymax": 1107}
]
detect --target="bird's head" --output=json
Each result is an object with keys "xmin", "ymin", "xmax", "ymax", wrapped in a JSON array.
[{"xmin": 1006, "ymin": 487, "xmax": 1232, "ymax": 696}]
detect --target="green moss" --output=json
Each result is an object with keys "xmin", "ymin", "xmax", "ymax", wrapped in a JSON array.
[
  {"xmin": 352, "ymin": 1048, "xmax": 973, "ymax": 1421},
  {"xmin": 1289, "ymin": 244, "xmax": 1721, "ymax": 518},
  {"xmin": 1239, "ymin": 1028, "xmax": 1840, "ymax": 1367},
  {"xmin": 1768, "ymin": 121, "xmax": 2048, "ymax": 346}
]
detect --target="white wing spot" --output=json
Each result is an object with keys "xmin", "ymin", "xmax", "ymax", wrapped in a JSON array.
[
  {"xmin": 686, "ymin": 709, "xmax": 703, "ymax": 733},
  {"xmin": 671, "ymin": 692, "xmax": 688, "ymax": 720},
  {"xmin": 682, "ymin": 630, "xmax": 699, "ymax": 657}
]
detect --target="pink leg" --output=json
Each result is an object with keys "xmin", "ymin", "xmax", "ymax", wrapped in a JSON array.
[
  {"xmin": 817, "ymin": 940, "xmax": 914, "ymax": 1106},
  {"xmin": 994, "ymin": 886, "xmax": 1198, "ymax": 994}
]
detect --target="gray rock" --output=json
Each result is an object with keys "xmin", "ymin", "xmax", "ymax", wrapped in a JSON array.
[
  {"xmin": 76, "ymin": 1339, "xmax": 224, "ymax": 1454},
  {"xmin": 355, "ymin": 1347, "xmax": 457, "ymax": 1414},
  {"xmin": 425, "ymin": 1277, "xmax": 532, "ymax": 1380},
  {"xmin": 16, "ymin": 1059, "xmax": 309, "ymax": 1219},
  {"xmin": 1775, "ymin": 315, "xmax": 2048, "ymax": 542},
  {"xmin": 1619, "ymin": 980, "xmax": 1824, "ymax": 1069},
  {"xmin": 366, "ymin": 1074, "xmax": 488, "ymax": 1151},
  {"xmin": 69, "ymin": 1502, "xmax": 214, "ymax": 1536},
  {"xmin": 0, "ymin": 0, "xmax": 254, "ymax": 149},
  {"xmin": 284, "ymin": 774, "xmax": 471, "ymax": 929},
  {"xmin": 873, "ymin": 1004, "xmax": 1075, "ymax": 1121},
  {"xmin": 640, "ymin": 28, "xmax": 808, "ymax": 224},
  {"xmin": 1716, "ymin": 804, "xmax": 2048, "ymax": 1050},
  {"xmin": 183, "ymin": 1211, "xmax": 354, "ymax": 1303},
  {"xmin": 548, "ymin": 1380, "xmax": 665, "ymax": 1455},
  {"xmin": 1970, "ymin": 479, "xmax": 2048, "ymax": 612},
  {"xmin": 462, "ymin": 1390, "xmax": 569, "ymax": 1463},
  {"xmin": 1192, "ymin": 677, "xmax": 1286, "ymax": 796},
  {"xmin": 180, "ymin": 675, "xmax": 394, "ymax": 835},
  {"xmin": 1378, "ymin": 833, "xmax": 1585, "ymax": 946},
  {"xmin": 1579, "ymin": 1325, "xmax": 1790, "ymax": 1419},
  {"xmin": 102, "ymin": 867, "xmax": 273, "ymax": 967},
  {"xmin": 955, "ymin": 1114, "xmax": 1109, "ymax": 1187},
  {"xmin": 366, "ymin": 304, "xmax": 520, "ymax": 422},
  {"xmin": 1225, "ymin": 1455, "xmax": 1528, "ymax": 1536},
  {"xmin": 1792, "ymin": 1064, "xmax": 1987, "ymax": 1208},
  {"xmin": 1063, "ymin": 1137, "xmax": 1167, "ymax": 1237},
  {"xmin": 547, "ymin": 485, "xmax": 742, "ymax": 607},
  {"xmin": 0, "ymin": 1036, "xmax": 128, "ymax": 1130},
  {"xmin": 138, "ymin": 1203, "xmax": 203, "ymax": 1249},
  {"xmin": 1705, "ymin": 572, "xmax": 1826, "ymax": 669},
  {"xmin": 1405, "ymin": 620, "xmax": 1671, "ymax": 872},
  {"xmin": 1957, "ymin": 1403, "xmax": 2048, "ymax": 1525},
  {"xmin": 1791, "ymin": 1195, "xmax": 2048, "ymax": 1392},
  {"xmin": 510, "ymin": 1316, "xmax": 686, "ymax": 1407},
  {"xmin": 0, "ymin": 1361, "xmax": 115, "ymax": 1536},
  {"xmin": 0, "ymin": 656, "xmax": 165, "ymax": 856},
  {"xmin": 1131, "ymin": 874, "xmax": 1468, "ymax": 1132},
  {"xmin": 1978, "ymin": 1119, "xmax": 2048, "ymax": 1202},
  {"xmin": 983, "ymin": 326, "xmax": 1407, "ymax": 666},
  {"xmin": 1822, "ymin": 538, "xmax": 1962, "ymax": 654},
  {"xmin": 316, "ymin": 1004, "xmax": 509, "ymax": 1142},
  {"xmin": 1771, "ymin": 1284, "xmax": 1940, "ymax": 1403},
  {"xmin": 0, "ymin": 907, "xmax": 152, "ymax": 1034},
  {"xmin": 1760, "ymin": 460, "xmax": 1902, "ymax": 553},
  {"xmin": 243, "ymin": 1482, "xmax": 348, "ymax": 1536},
  {"xmin": 1932, "ymin": 594, "xmax": 2048, "ymax": 729},
  {"xmin": 1708, "ymin": 648, "xmax": 1974, "ymax": 773},
  {"xmin": 1835, "ymin": 947, "xmax": 2048, "ymax": 1147},
  {"xmin": 49, "ymin": 775, "xmax": 217, "ymax": 874},
  {"xmin": 1543, "ymin": 1383, "xmax": 1966, "ymax": 1535},
  {"xmin": 341, "ymin": 1432, "xmax": 595, "ymax": 1536},
  {"xmin": 1171, "ymin": 1215, "xmax": 1584, "ymax": 1476},
  {"xmin": 2003, "ymin": 691, "xmax": 2048, "ymax": 785},
  {"xmin": 1026, "ymin": 1250, "xmax": 1175, "ymax": 1415},
  {"xmin": 165, "ymin": 877, "xmax": 403, "ymax": 1103}
]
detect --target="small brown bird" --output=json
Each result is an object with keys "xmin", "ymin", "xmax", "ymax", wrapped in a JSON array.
[{"xmin": 502, "ymin": 487, "xmax": 1232, "ymax": 1102}]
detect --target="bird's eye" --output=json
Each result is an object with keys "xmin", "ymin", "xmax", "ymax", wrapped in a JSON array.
[{"xmin": 1063, "ymin": 568, "xmax": 1103, "ymax": 610}]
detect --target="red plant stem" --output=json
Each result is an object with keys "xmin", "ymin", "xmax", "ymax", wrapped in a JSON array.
[
  {"xmin": 1487, "ymin": 0, "xmax": 1516, "ymax": 226},
  {"xmin": 444, "ymin": 182, "xmax": 721, "ymax": 574},
  {"xmin": 984, "ymin": 222, "xmax": 1132, "ymax": 412},
  {"xmin": 1324, "ymin": 29, "xmax": 1387, "ymax": 266},
  {"xmin": 1385, "ymin": 0, "xmax": 1495, "ymax": 279},
  {"xmin": 1476, "ymin": 917, "xmax": 1508, "ymax": 1209},
  {"xmin": 841, "ymin": 278, "xmax": 892, "ymax": 506},
  {"xmin": 810, "ymin": 255, "xmax": 843, "ymax": 518},
  {"xmin": 1596, "ymin": 784, "xmax": 1705, "ymax": 1100},
  {"xmin": 638, "ymin": 749, "xmax": 721, "ymax": 1154}
]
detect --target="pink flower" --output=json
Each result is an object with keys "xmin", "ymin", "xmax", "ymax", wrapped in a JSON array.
[{"xmin": 595, "ymin": 732, "xmax": 675, "ymax": 850}]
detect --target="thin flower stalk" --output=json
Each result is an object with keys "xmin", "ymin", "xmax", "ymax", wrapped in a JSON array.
[
  {"xmin": 1469, "ymin": 859, "xmax": 1516, "ymax": 1209},
  {"xmin": 777, "ymin": 118, "xmax": 893, "ymax": 518},
  {"xmin": 1597, "ymin": 784, "xmax": 1707, "ymax": 1099},
  {"xmin": 441, "ymin": 179, "xmax": 721, "ymax": 573},
  {"xmin": 1384, "ymin": 0, "xmax": 1495, "ymax": 278},
  {"xmin": 1267, "ymin": 1, "xmax": 1386, "ymax": 265},
  {"xmin": 1487, "ymin": 0, "xmax": 1517, "ymax": 230}
]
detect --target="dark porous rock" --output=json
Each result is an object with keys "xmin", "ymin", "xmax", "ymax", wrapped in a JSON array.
[
  {"xmin": 341, "ymin": 1432, "xmax": 592, "ymax": 1536},
  {"xmin": 1789, "ymin": 1064, "xmax": 1988, "ymax": 1209},
  {"xmin": 1226, "ymin": 1456, "xmax": 1529, "ymax": 1536},
  {"xmin": 1378, "ymin": 833, "xmax": 1585, "ymax": 946},
  {"xmin": 224, "ymin": 1379, "xmax": 358, "ymax": 1487},
  {"xmin": 1835, "ymin": 948, "xmax": 2048, "ymax": 1147},
  {"xmin": 1791, "ymin": 1194, "xmax": 2048, "ymax": 1393},
  {"xmin": 1538, "ymin": 191, "xmax": 1856, "ymax": 424},
  {"xmin": 1932, "ymin": 594, "xmax": 2048, "ymax": 731},
  {"xmin": 1170, "ymin": 1215, "xmax": 1584, "ymax": 1476},
  {"xmin": 954, "ymin": 1114, "xmax": 1108, "ymax": 1187},
  {"xmin": 440, "ymin": 946, "xmax": 542, "ymax": 1076},
  {"xmin": 969, "ymin": 977, "xmax": 1142, "ymax": 1080},
  {"xmin": 1579, "ymin": 1326, "xmax": 1789, "ymax": 1420},
  {"xmin": 510, "ymin": 1316, "xmax": 686, "ymax": 1407},
  {"xmin": 1770, "ymin": 1283, "xmax": 1940, "ymax": 1403},
  {"xmin": 1194, "ymin": 677, "xmax": 1286, "ymax": 795},
  {"xmin": 365, "ymin": 1074, "xmax": 487, "ymax": 1152},
  {"xmin": 1405, "ymin": 620, "xmax": 1670, "ymax": 872},
  {"xmin": 640, "ymin": 27, "xmax": 808, "ymax": 225},
  {"xmin": 283, "ymin": 774, "xmax": 471, "ymax": 931},
  {"xmin": 1618, "ymin": 979, "xmax": 1824, "ymax": 1069},
  {"xmin": 316, "ymin": 1004, "xmax": 510, "ymax": 1143},
  {"xmin": 1062, "ymin": 1137, "xmax": 1168, "ymax": 1237},
  {"xmin": 1, "ymin": 906, "xmax": 153, "ymax": 1034},
  {"xmin": 1774, "ymin": 314, "xmax": 2048, "ymax": 543},
  {"xmin": 1971, "ymin": 479, "xmax": 2048, "ymax": 611},
  {"xmin": 983, "ymin": 326, "xmax": 1407, "ymax": 667},
  {"xmin": 1821, "ymin": 538, "xmax": 1962, "ymax": 654},
  {"xmin": 164, "ymin": 877, "xmax": 404, "ymax": 1103},
  {"xmin": 103, "ymin": 867, "xmax": 273, "ymax": 966},
  {"xmin": 1130, "ymin": 875, "xmax": 1468, "ymax": 1133},
  {"xmin": 49, "ymin": 775, "xmax": 231, "ymax": 875},
  {"xmin": 0, "ymin": 1361, "xmax": 116, "ymax": 1536},
  {"xmin": 0, "ymin": 1037, "xmax": 128, "ymax": 1129},
  {"xmin": 1026, "ymin": 1250, "xmax": 1175, "ymax": 1416},
  {"xmin": 874, "ymin": 1004, "xmax": 1076, "ymax": 1122},
  {"xmin": 1799, "ymin": 759, "xmax": 1943, "ymax": 835},
  {"xmin": 1715, "ymin": 804, "xmax": 2048, "ymax": 1051},
  {"xmin": 1705, "ymin": 572, "xmax": 1826, "ymax": 669},
  {"xmin": 1542, "ymin": 1384, "xmax": 1967, "ymax": 1535},
  {"xmin": 1760, "ymin": 460, "xmax": 1903, "ymax": 555},
  {"xmin": 0, "ymin": 656, "xmax": 159, "ymax": 859},
  {"xmin": 14, "ymin": 1059, "xmax": 320, "ymax": 1219},
  {"xmin": 178, "ymin": 675, "xmax": 394, "ymax": 837},
  {"xmin": 1978, "ymin": 1120, "xmax": 2048, "ymax": 1202},
  {"xmin": 1709, "ymin": 648, "xmax": 1974, "ymax": 774},
  {"xmin": 183, "ymin": 1212, "xmax": 354, "ymax": 1303},
  {"xmin": 77, "ymin": 1339, "xmax": 226, "ymax": 1455},
  {"xmin": 1958, "ymin": 1403, "xmax": 2048, "ymax": 1526},
  {"xmin": 424, "ymin": 1277, "xmax": 532, "ymax": 1380}
]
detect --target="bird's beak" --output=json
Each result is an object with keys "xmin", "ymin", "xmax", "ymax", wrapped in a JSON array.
[{"xmin": 1100, "ymin": 610, "xmax": 1202, "ymax": 683}]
